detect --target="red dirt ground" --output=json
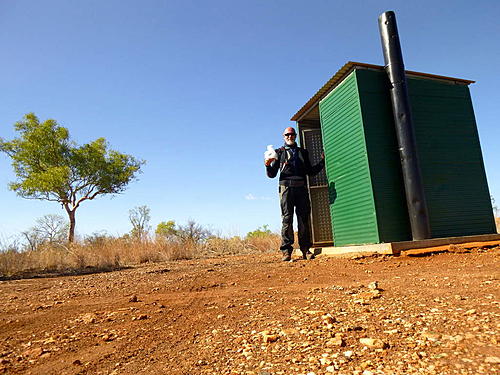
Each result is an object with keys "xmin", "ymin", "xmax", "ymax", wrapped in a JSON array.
[{"xmin": 1, "ymin": 246, "xmax": 499, "ymax": 375}]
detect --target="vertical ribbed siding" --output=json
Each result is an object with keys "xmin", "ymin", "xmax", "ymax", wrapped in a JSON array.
[
  {"xmin": 356, "ymin": 70, "xmax": 412, "ymax": 242},
  {"xmin": 319, "ymin": 71, "xmax": 379, "ymax": 246},
  {"xmin": 408, "ymin": 78, "xmax": 496, "ymax": 237}
]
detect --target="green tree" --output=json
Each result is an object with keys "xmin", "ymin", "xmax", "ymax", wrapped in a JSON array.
[
  {"xmin": 155, "ymin": 220, "xmax": 178, "ymax": 239},
  {"xmin": 0, "ymin": 113, "xmax": 144, "ymax": 242},
  {"xmin": 246, "ymin": 224, "xmax": 272, "ymax": 239}
]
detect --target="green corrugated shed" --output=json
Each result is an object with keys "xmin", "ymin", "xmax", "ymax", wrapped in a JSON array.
[{"xmin": 294, "ymin": 62, "xmax": 495, "ymax": 247}]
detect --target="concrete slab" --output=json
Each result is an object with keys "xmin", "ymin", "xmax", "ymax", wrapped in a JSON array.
[{"xmin": 312, "ymin": 233, "xmax": 500, "ymax": 256}]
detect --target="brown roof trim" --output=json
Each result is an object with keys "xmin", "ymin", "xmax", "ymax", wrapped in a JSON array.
[{"xmin": 291, "ymin": 61, "xmax": 475, "ymax": 122}]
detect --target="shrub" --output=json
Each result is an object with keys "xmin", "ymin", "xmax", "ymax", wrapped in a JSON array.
[
  {"xmin": 155, "ymin": 219, "xmax": 212, "ymax": 244},
  {"xmin": 246, "ymin": 225, "xmax": 272, "ymax": 239}
]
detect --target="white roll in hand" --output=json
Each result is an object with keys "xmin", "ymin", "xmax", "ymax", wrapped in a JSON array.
[{"xmin": 264, "ymin": 145, "xmax": 277, "ymax": 162}]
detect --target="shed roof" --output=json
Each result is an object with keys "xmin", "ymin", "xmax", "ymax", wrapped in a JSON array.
[{"xmin": 291, "ymin": 61, "xmax": 475, "ymax": 122}]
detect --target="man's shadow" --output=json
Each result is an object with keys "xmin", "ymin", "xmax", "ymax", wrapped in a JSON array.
[{"xmin": 328, "ymin": 181, "xmax": 337, "ymax": 205}]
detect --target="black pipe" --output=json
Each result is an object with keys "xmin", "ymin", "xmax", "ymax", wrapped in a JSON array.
[{"xmin": 378, "ymin": 11, "xmax": 431, "ymax": 240}]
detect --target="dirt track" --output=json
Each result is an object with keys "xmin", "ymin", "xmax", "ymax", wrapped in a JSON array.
[{"xmin": 1, "ymin": 247, "xmax": 499, "ymax": 375}]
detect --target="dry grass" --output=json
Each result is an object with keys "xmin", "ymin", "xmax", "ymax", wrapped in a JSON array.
[
  {"xmin": 201, "ymin": 233, "xmax": 281, "ymax": 257},
  {"xmin": 496, "ymin": 217, "xmax": 500, "ymax": 233},
  {"xmin": 0, "ymin": 233, "xmax": 281, "ymax": 279}
]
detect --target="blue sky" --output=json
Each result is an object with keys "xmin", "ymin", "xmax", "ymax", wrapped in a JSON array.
[{"xmin": 1, "ymin": 0, "xmax": 499, "ymax": 241}]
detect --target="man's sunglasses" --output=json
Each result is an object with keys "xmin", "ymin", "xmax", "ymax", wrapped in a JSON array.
[{"xmin": 284, "ymin": 133, "xmax": 296, "ymax": 137}]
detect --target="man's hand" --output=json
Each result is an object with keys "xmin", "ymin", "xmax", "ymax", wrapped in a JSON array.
[{"xmin": 265, "ymin": 158, "xmax": 276, "ymax": 166}]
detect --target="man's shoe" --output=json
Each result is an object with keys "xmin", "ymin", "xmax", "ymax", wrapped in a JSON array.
[
  {"xmin": 282, "ymin": 253, "xmax": 292, "ymax": 262},
  {"xmin": 302, "ymin": 251, "xmax": 315, "ymax": 260}
]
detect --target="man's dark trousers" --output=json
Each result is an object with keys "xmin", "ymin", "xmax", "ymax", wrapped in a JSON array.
[{"xmin": 279, "ymin": 185, "xmax": 312, "ymax": 255}]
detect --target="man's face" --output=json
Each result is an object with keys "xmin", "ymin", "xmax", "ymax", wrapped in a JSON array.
[{"xmin": 283, "ymin": 132, "xmax": 297, "ymax": 145}]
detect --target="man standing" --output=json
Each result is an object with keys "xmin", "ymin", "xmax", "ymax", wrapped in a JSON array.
[{"xmin": 265, "ymin": 127, "xmax": 325, "ymax": 261}]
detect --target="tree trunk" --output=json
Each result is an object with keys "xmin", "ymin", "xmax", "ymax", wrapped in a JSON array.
[{"xmin": 65, "ymin": 206, "xmax": 76, "ymax": 243}]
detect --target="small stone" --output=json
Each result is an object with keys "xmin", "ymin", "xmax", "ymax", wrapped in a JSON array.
[
  {"xmin": 281, "ymin": 328, "xmax": 299, "ymax": 336},
  {"xmin": 453, "ymin": 335, "xmax": 465, "ymax": 342},
  {"xmin": 383, "ymin": 329, "xmax": 399, "ymax": 334},
  {"xmin": 421, "ymin": 332, "xmax": 442, "ymax": 341},
  {"xmin": 359, "ymin": 338, "xmax": 387, "ymax": 349},
  {"xmin": 102, "ymin": 334, "xmax": 115, "ymax": 342},
  {"xmin": 353, "ymin": 299, "xmax": 369, "ymax": 305},
  {"xmin": 319, "ymin": 357, "xmax": 332, "ymax": 365},
  {"xmin": 344, "ymin": 350, "xmax": 354, "ymax": 358},
  {"xmin": 485, "ymin": 356, "xmax": 500, "ymax": 364},
  {"xmin": 322, "ymin": 314, "xmax": 336, "ymax": 325},
  {"xmin": 262, "ymin": 334, "xmax": 279, "ymax": 343},
  {"xmin": 72, "ymin": 359, "xmax": 82, "ymax": 365},
  {"xmin": 367, "ymin": 281, "xmax": 378, "ymax": 290},
  {"xmin": 81, "ymin": 313, "xmax": 97, "ymax": 324},
  {"xmin": 129, "ymin": 295, "xmax": 138, "ymax": 302},
  {"xmin": 326, "ymin": 336, "xmax": 345, "ymax": 347},
  {"xmin": 22, "ymin": 347, "xmax": 44, "ymax": 358}
]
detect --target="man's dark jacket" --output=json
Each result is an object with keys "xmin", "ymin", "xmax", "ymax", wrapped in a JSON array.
[{"xmin": 266, "ymin": 143, "xmax": 324, "ymax": 182}]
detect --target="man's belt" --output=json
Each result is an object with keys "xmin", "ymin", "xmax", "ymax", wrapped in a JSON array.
[{"xmin": 279, "ymin": 179, "xmax": 306, "ymax": 187}]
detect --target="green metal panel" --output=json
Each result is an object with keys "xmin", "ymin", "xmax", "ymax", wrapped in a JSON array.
[
  {"xmin": 319, "ymin": 71, "xmax": 379, "ymax": 246},
  {"xmin": 408, "ymin": 77, "xmax": 496, "ymax": 237},
  {"xmin": 318, "ymin": 67, "xmax": 494, "ymax": 246},
  {"xmin": 356, "ymin": 69, "xmax": 412, "ymax": 242}
]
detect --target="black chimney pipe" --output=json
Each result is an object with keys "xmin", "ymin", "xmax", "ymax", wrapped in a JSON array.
[{"xmin": 378, "ymin": 11, "xmax": 431, "ymax": 240}]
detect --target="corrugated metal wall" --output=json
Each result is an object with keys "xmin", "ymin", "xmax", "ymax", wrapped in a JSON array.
[
  {"xmin": 319, "ymin": 71, "xmax": 379, "ymax": 246},
  {"xmin": 408, "ymin": 77, "xmax": 496, "ymax": 237},
  {"xmin": 317, "ymin": 68, "xmax": 494, "ymax": 246},
  {"xmin": 357, "ymin": 70, "xmax": 412, "ymax": 242}
]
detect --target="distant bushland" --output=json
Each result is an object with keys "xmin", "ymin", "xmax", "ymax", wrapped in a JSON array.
[{"xmin": 0, "ymin": 225, "xmax": 280, "ymax": 279}]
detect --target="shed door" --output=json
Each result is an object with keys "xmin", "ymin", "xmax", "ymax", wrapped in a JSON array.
[{"xmin": 302, "ymin": 129, "xmax": 333, "ymax": 245}]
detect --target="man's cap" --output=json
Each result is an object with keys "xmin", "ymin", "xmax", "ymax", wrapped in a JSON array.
[{"xmin": 283, "ymin": 126, "xmax": 296, "ymax": 135}]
